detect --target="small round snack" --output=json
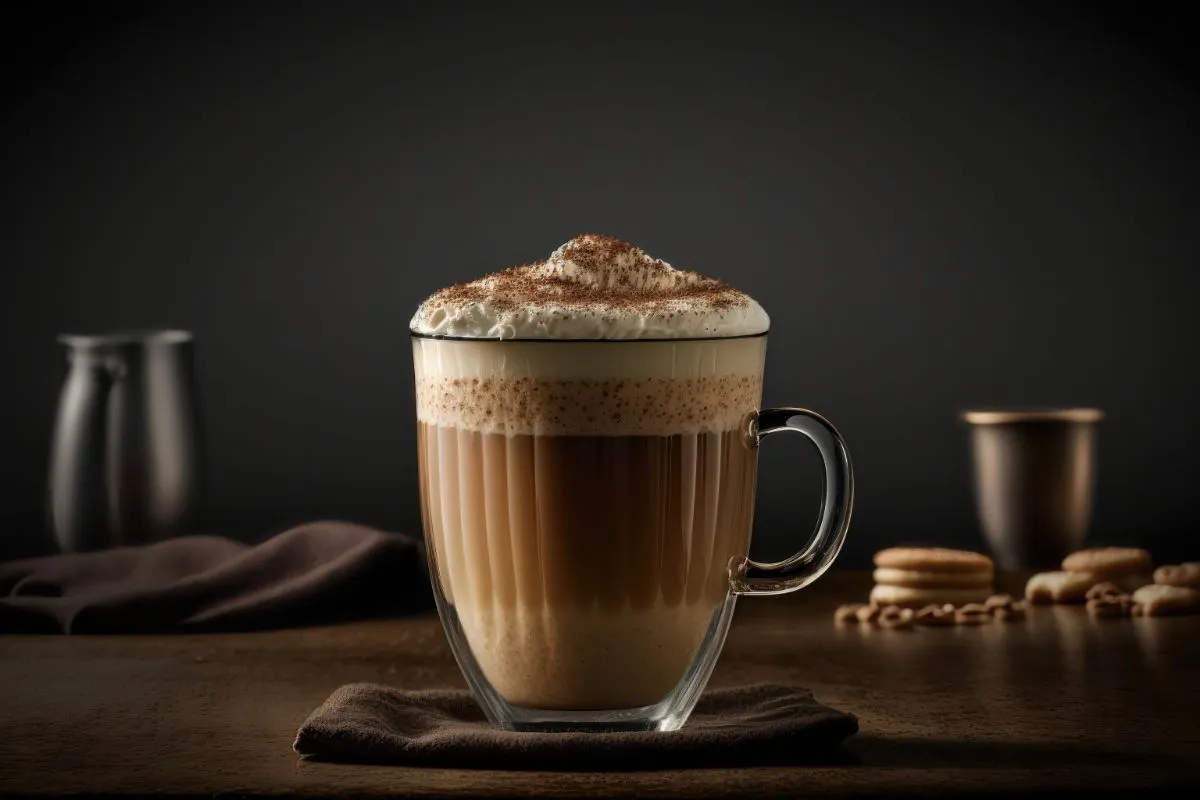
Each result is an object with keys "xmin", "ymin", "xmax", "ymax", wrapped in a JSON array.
[
  {"xmin": 1062, "ymin": 547, "xmax": 1152, "ymax": 577},
  {"xmin": 869, "ymin": 584, "xmax": 991, "ymax": 608},
  {"xmin": 872, "ymin": 567, "xmax": 993, "ymax": 589},
  {"xmin": 855, "ymin": 604, "xmax": 881, "ymax": 623},
  {"xmin": 1130, "ymin": 584, "xmax": 1200, "ymax": 616},
  {"xmin": 1109, "ymin": 573, "xmax": 1153, "ymax": 593},
  {"xmin": 1025, "ymin": 570, "xmax": 1098, "ymax": 604},
  {"xmin": 954, "ymin": 603, "xmax": 991, "ymax": 625},
  {"xmin": 877, "ymin": 605, "xmax": 915, "ymax": 630},
  {"xmin": 994, "ymin": 604, "xmax": 1026, "ymax": 622},
  {"xmin": 1086, "ymin": 596, "xmax": 1133, "ymax": 618},
  {"xmin": 1153, "ymin": 563, "xmax": 1200, "ymax": 589},
  {"xmin": 983, "ymin": 594, "xmax": 1014, "ymax": 612},
  {"xmin": 874, "ymin": 547, "xmax": 994, "ymax": 574},
  {"xmin": 914, "ymin": 604, "xmax": 956, "ymax": 626},
  {"xmin": 834, "ymin": 604, "xmax": 867, "ymax": 623},
  {"xmin": 1085, "ymin": 582, "xmax": 1127, "ymax": 602}
]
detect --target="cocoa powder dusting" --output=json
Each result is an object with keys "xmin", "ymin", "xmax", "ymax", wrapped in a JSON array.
[{"xmin": 424, "ymin": 234, "xmax": 749, "ymax": 321}]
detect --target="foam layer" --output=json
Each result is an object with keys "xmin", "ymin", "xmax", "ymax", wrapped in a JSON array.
[
  {"xmin": 410, "ymin": 234, "xmax": 770, "ymax": 340},
  {"xmin": 413, "ymin": 336, "xmax": 766, "ymax": 436}
]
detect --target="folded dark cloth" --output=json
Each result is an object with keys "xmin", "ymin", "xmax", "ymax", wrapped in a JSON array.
[
  {"xmin": 294, "ymin": 683, "xmax": 858, "ymax": 770},
  {"xmin": 0, "ymin": 521, "xmax": 430, "ymax": 633}
]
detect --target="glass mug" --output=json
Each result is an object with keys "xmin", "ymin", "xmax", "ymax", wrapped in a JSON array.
[{"xmin": 413, "ymin": 332, "xmax": 853, "ymax": 732}]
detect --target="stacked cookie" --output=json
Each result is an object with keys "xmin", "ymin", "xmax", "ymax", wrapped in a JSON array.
[{"xmin": 869, "ymin": 547, "xmax": 994, "ymax": 608}]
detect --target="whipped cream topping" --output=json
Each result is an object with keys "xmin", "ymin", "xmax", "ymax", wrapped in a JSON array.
[{"xmin": 410, "ymin": 234, "xmax": 770, "ymax": 339}]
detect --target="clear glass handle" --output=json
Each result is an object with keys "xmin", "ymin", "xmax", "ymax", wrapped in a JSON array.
[{"xmin": 731, "ymin": 407, "xmax": 854, "ymax": 596}]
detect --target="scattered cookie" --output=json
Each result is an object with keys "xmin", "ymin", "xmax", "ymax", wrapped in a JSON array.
[
  {"xmin": 1086, "ymin": 596, "xmax": 1134, "ymax": 618},
  {"xmin": 877, "ymin": 605, "xmax": 915, "ymax": 630},
  {"xmin": 1130, "ymin": 584, "xmax": 1200, "ymax": 617},
  {"xmin": 855, "ymin": 604, "xmax": 881, "ymax": 623},
  {"xmin": 1153, "ymin": 563, "xmax": 1200, "ymax": 589},
  {"xmin": 834, "ymin": 603, "xmax": 866, "ymax": 623},
  {"xmin": 869, "ymin": 583, "xmax": 991, "ymax": 608},
  {"xmin": 874, "ymin": 547, "xmax": 994, "ymax": 574},
  {"xmin": 1025, "ymin": 570, "xmax": 1098, "ymax": 604},
  {"xmin": 848, "ymin": 546, "xmax": 1189, "ymax": 627},
  {"xmin": 1063, "ymin": 547, "xmax": 1152, "ymax": 577}
]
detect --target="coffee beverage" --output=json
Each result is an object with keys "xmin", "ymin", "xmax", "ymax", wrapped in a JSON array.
[
  {"xmin": 413, "ymin": 236, "xmax": 770, "ymax": 709},
  {"xmin": 412, "ymin": 234, "xmax": 851, "ymax": 730},
  {"xmin": 415, "ymin": 336, "xmax": 763, "ymax": 709}
]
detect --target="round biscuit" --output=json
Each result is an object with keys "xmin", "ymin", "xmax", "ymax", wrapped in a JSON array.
[
  {"xmin": 1061, "ymin": 547, "xmax": 1151, "ymax": 576},
  {"xmin": 1131, "ymin": 584, "xmax": 1200, "ymax": 616},
  {"xmin": 872, "ymin": 567, "xmax": 994, "ymax": 589},
  {"xmin": 869, "ymin": 584, "xmax": 992, "ymax": 608},
  {"xmin": 1153, "ymin": 563, "xmax": 1200, "ymax": 589},
  {"xmin": 873, "ymin": 547, "xmax": 994, "ymax": 574}
]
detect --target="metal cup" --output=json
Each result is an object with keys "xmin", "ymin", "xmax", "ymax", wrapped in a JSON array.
[
  {"xmin": 48, "ymin": 330, "xmax": 203, "ymax": 552},
  {"xmin": 963, "ymin": 408, "xmax": 1103, "ymax": 570}
]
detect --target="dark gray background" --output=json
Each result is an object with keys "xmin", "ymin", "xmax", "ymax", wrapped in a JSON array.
[{"xmin": 2, "ymin": 1, "xmax": 1197, "ymax": 566}]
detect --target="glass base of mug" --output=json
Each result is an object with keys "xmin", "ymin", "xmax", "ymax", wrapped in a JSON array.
[
  {"xmin": 485, "ymin": 701, "xmax": 690, "ymax": 733},
  {"xmin": 430, "ymin": 578, "xmax": 738, "ymax": 733}
]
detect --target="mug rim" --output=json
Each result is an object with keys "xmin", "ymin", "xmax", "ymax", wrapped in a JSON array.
[
  {"xmin": 59, "ymin": 329, "xmax": 193, "ymax": 348},
  {"xmin": 409, "ymin": 330, "xmax": 769, "ymax": 343},
  {"xmin": 961, "ymin": 407, "xmax": 1104, "ymax": 425}
]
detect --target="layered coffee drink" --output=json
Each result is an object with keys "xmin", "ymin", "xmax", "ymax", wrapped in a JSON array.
[{"xmin": 411, "ymin": 234, "xmax": 771, "ymax": 711}]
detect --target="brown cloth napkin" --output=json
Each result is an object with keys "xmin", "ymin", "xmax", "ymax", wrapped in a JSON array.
[
  {"xmin": 294, "ymin": 683, "xmax": 858, "ymax": 770},
  {"xmin": 0, "ymin": 521, "xmax": 430, "ymax": 634}
]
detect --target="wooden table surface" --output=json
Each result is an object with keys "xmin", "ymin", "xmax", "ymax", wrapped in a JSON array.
[{"xmin": 1, "ymin": 572, "xmax": 1198, "ymax": 798}]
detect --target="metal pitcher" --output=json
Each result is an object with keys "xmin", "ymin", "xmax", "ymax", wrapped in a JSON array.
[
  {"xmin": 962, "ymin": 408, "xmax": 1102, "ymax": 569},
  {"xmin": 48, "ymin": 330, "xmax": 202, "ymax": 552}
]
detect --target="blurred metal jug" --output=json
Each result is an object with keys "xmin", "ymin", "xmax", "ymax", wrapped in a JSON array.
[{"xmin": 48, "ymin": 330, "xmax": 202, "ymax": 552}]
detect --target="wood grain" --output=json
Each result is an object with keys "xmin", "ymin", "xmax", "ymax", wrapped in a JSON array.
[{"xmin": 1, "ymin": 572, "xmax": 1198, "ymax": 797}]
